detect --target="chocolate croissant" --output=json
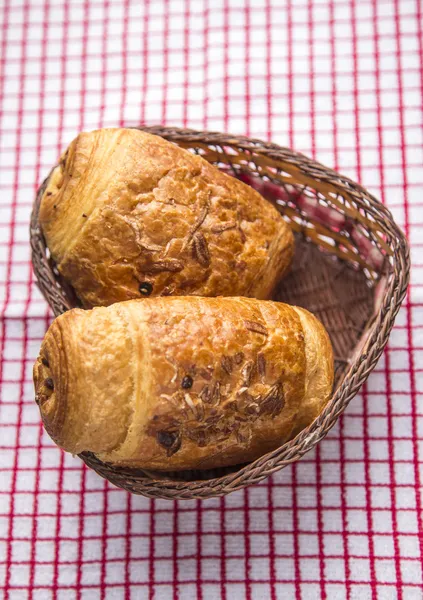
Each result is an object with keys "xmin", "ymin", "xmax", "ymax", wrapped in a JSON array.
[
  {"xmin": 33, "ymin": 297, "xmax": 334, "ymax": 471},
  {"xmin": 38, "ymin": 128, "xmax": 294, "ymax": 308}
]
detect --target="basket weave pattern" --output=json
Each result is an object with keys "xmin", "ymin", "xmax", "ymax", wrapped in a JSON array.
[{"xmin": 30, "ymin": 127, "xmax": 410, "ymax": 499}]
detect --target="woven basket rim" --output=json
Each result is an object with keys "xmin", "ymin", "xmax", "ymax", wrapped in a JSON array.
[{"xmin": 30, "ymin": 126, "xmax": 410, "ymax": 499}]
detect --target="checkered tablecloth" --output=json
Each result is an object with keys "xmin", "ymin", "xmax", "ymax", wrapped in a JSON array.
[{"xmin": 1, "ymin": 0, "xmax": 422, "ymax": 598}]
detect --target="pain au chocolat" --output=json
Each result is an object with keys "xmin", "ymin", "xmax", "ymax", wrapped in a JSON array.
[
  {"xmin": 33, "ymin": 297, "xmax": 334, "ymax": 471},
  {"xmin": 38, "ymin": 128, "xmax": 294, "ymax": 307}
]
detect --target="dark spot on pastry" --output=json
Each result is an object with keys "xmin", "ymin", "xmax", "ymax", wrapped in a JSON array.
[
  {"xmin": 145, "ymin": 259, "xmax": 183, "ymax": 273},
  {"xmin": 244, "ymin": 320, "xmax": 268, "ymax": 336},
  {"xmin": 41, "ymin": 357, "xmax": 49, "ymax": 367},
  {"xmin": 196, "ymin": 367, "xmax": 212, "ymax": 380},
  {"xmin": 241, "ymin": 360, "xmax": 255, "ymax": 386},
  {"xmin": 205, "ymin": 414, "xmax": 220, "ymax": 425},
  {"xmin": 139, "ymin": 281, "xmax": 153, "ymax": 296},
  {"xmin": 259, "ymin": 384, "xmax": 285, "ymax": 417},
  {"xmin": 157, "ymin": 430, "xmax": 175, "ymax": 447},
  {"xmin": 234, "ymin": 352, "xmax": 244, "ymax": 365},
  {"xmin": 53, "ymin": 205, "xmax": 57, "ymax": 209},
  {"xmin": 157, "ymin": 430, "xmax": 181, "ymax": 456},
  {"xmin": 197, "ymin": 431, "xmax": 207, "ymax": 447},
  {"xmin": 185, "ymin": 428, "xmax": 207, "ymax": 447},
  {"xmin": 45, "ymin": 378, "xmax": 54, "ymax": 390},
  {"xmin": 226, "ymin": 400, "xmax": 237, "ymax": 412},
  {"xmin": 200, "ymin": 385, "xmax": 212, "ymax": 403},
  {"xmin": 221, "ymin": 355, "xmax": 232, "ymax": 375},
  {"xmin": 257, "ymin": 353, "xmax": 266, "ymax": 377},
  {"xmin": 46, "ymin": 192, "xmax": 52, "ymax": 196},
  {"xmin": 211, "ymin": 221, "xmax": 237, "ymax": 233},
  {"xmin": 212, "ymin": 381, "xmax": 221, "ymax": 404},
  {"xmin": 191, "ymin": 232, "xmax": 210, "ymax": 267},
  {"xmin": 181, "ymin": 375, "xmax": 193, "ymax": 389},
  {"xmin": 82, "ymin": 213, "xmax": 87, "ymax": 218}
]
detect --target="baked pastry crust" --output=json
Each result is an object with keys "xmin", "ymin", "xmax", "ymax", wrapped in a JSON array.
[
  {"xmin": 39, "ymin": 128, "xmax": 294, "ymax": 307},
  {"xmin": 33, "ymin": 297, "xmax": 334, "ymax": 471}
]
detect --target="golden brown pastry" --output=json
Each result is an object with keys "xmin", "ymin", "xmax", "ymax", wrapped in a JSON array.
[
  {"xmin": 33, "ymin": 297, "xmax": 334, "ymax": 471},
  {"xmin": 38, "ymin": 128, "xmax": 294, "ymax": 308}
]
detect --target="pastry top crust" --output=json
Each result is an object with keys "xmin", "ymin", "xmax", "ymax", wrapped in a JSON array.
[
  {"xmin": 34, "ymin": 297, "xmax": 334, "ymax": 471},
  {"xmin": 39, "ymin": 128, "xmax": 294, "ymax": 307}
]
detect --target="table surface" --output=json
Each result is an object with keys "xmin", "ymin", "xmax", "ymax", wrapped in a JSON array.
[{"xmin": 0, "ymin": 1, "xmax": 422, "ymax": 599}]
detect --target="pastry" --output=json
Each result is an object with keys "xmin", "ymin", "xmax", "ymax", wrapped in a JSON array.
[
  {"xmin": 38, "ymin": 128, "xmax": 294, "ymax": 307},
  {"xmin": 33, "ymin": 296, "xmax": 334, "ymax": 470}
]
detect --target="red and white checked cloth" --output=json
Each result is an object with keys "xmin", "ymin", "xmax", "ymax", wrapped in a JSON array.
[{"xmin": 0, "ymin": 1, "xmax": 422, "ymax": 598}]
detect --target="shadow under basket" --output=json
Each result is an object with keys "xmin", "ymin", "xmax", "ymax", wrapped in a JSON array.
[{"xmin": 30, "ymin": 126, "xmax": 410, "ymax": 500}]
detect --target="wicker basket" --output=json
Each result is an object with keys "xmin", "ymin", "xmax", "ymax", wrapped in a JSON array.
[{"xmin": 30, "ymin": 126, "xmax": 410, "ymax": 500}]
